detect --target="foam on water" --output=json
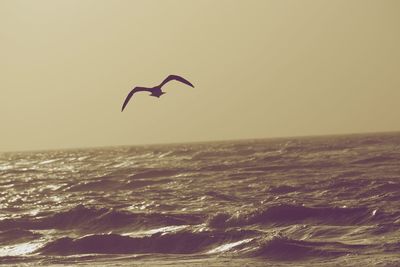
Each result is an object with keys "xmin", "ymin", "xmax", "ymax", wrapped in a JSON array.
[{"xmin": 1, "ymin": 133, "xmax": 400, "ymax": 265}]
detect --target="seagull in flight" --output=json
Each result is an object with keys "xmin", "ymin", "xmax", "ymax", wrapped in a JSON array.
[{"xmin": 121, "ymin": 75, "xmax": 194, "ymax": 112}]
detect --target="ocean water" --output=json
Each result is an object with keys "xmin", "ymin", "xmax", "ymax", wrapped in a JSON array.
[{"xmin": 1, "ymin": 133, "xmax": 400, "ymax": 266}]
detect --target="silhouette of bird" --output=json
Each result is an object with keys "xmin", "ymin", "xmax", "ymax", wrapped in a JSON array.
[{"xmin": 121, "ymin": 75, "xmax": 194, "ymax": 112}]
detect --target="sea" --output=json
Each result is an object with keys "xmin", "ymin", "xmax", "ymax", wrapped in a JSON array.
[{"xmin": 0, "ymin": 133, "xmax": 399, "ymax": 266}]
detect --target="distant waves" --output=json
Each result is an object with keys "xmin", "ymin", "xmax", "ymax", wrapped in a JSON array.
[{"xmin": 0, "ymin": 133, "xmax": 400, "ymax": 265}]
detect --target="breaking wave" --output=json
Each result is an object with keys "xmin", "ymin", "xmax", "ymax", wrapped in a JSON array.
[{"xmin": 208, "ymin": 204, "xmax": 377, "ymax": 228}]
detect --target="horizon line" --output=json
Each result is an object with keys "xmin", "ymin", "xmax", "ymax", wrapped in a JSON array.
[{"xmin": 2, "ymin": 130, "xmax": 400, "ymax": 154}]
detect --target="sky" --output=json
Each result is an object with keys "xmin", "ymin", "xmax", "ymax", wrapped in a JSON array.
[{"xmin": 1, "ymin": 0, "xmax": 399, "ymax": 152}]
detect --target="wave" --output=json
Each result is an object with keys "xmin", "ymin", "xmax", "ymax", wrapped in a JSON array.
[
  {"xmin": 49, "ymin": 230, "xmax": 368, "ymax": 261},
  {"xmin": 190, "ymin": 150, "xmax": 231, "ymax": 160},
  {"xmin": 247, "ymin": 235, "xmax": 367, "ymax": 261},
  {"xmin": 1, "ymin": 169, "xmax": 44, "ymax": 176},
  {"xmin": 0, "ymin": 229, "xmax": 41, "ymax": 245},
  {"xmin": 0, "ymin": 205, "xmax": 203, "ymax": 232},
  {"xmin": 66, "ymin": 180, "xmax": 123, "ymax": 192},
  {"xmin": 208, "ymin": 204, "xmax": 375, "ymax": 228},
  {"xmin": 351, "ymin": 155, "xmax": 397, "ymax": 165},
  {"xmin": 205, "ymin": 191, "xmax": 239, "ymax": 201},
  {"xmin": 66, "ymin": 177, "xmax": 175, "ymax": 192},
  {"xmin": 35, "ymin": 230, "xmax": 369, "ymax": 260},
  {"xmin": 381, "ymin": 241, "xmax": 400, "ymax": 253},
  {"xmin": 38, "ymin": 229, "xmax": 256, "ymax": 255},
  {"xmin": 267, "ymin": 185, "xmax": 297, "ymax": 194},
  {"xmin": 124, "ymin": 178, "xmax": 173, "ymax": 189},
  {"xmin": 244, "ymin": 160, "xmax": 340, "ymax": 173},
  {"xmin": 128, "ymin": 169, "xmax": 181, "ymax": 179}
]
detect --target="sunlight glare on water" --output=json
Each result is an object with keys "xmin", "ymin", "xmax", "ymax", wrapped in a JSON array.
[{"xmin": 0, "ymin": 133, "xmax": 399, "ymax": 266}]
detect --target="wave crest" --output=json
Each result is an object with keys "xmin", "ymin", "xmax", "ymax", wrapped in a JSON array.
[
  {"xmin": 0, "ymin": 205, "xmax": 203, "ymax": 232},
  {"xmin": 248, "ymin": 235, "xmax": 361, "ymax": 260},
  {"xmin": 208, "ymin": 204, "xmax": 374, "ymax": 228},
  {"xmin": 39, "ymin": 229, "xmax": 253, "ymax": 255}
]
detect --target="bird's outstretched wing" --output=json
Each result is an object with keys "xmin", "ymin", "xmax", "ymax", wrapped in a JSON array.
[
  {"xmin": 121, "ymin": 87, "xmax": 150, "ymax": 112},
  {"xmin": 159, "ymin": 75, "xmax": 194, "ymax": 88}
]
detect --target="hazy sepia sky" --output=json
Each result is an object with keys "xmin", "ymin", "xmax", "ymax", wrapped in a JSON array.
[{"xmin": 1, "ymin": 0, "xmax": 399, "ymax": 151}]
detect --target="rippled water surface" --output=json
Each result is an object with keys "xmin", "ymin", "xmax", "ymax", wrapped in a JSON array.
[{"xmin": 1, "ymin": 133, "xmax": 400, "ymax": 266}]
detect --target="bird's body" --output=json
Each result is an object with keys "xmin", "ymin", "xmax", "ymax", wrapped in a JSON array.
[
  {"xmin": 121, "ymin": 75, "xmax": 194, "ymax": 111},
  {"xmin": 149, "ymin": 87, "xmax": 165, "ymax": 98}
]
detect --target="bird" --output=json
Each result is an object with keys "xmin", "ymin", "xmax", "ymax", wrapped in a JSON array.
[{"xmin": 121, "ymin": 75, "xmax": 194, "ymax": 112}]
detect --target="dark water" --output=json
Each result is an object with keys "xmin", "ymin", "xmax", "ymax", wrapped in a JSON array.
[{"xmin": 1, "ymin": 133, "xmax": 400, "ymax": 266}]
